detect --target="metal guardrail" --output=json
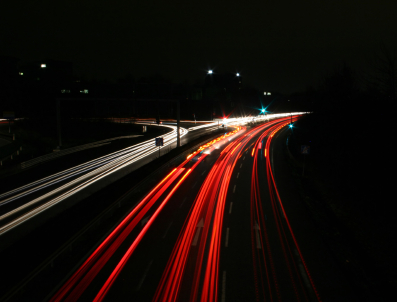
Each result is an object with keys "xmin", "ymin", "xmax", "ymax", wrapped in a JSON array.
[
  {"xmin": 0, "ymin": 129, "xmax": 226, "ymax": 302},
  {"xmin": 20, "ymin": 135, "xmax": 142, "ymax": 170}
]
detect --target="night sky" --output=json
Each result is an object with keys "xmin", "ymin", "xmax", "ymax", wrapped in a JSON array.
[{"xmin": 1, "ymin": 0, "xmax": 396, "ymax": 93}]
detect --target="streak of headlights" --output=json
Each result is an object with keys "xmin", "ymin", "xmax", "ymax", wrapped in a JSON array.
[{"xmin": 0, "ymin": 124, "xmax": 188, "ymax": 235}]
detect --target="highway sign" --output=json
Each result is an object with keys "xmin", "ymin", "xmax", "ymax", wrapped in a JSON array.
[
  {"xmin": 301, "ymin": 145, "xmax": 310, "ymax": 155},
  {"xmin": 155, "ymin": 137, "xmax": 164, "ymax": 146}
]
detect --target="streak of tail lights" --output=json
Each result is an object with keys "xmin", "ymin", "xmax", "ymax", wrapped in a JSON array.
[
  {"xmin": 49, "ymin": 113, "xmax": 314, "ymax": 301},
  {"xmin": 153, "ymin": 119, "xmax": 292, "ymax": 302},
  {"xmin": 249, "ymin": 118, "xmax": 321, "ymax": 301},
  {"xmin": 264, "ymin": 124, "xmax": 321, "ymax": 301},
  {"xmin": 50, "ymin": 124, "xmax": 245, "ymax": 302},
  {"xmin": 94, "ymin": 169, "xmax": 192, "ymax": 302},
  {"xmin": 186, "ymin": 127, "xmax": 241, "ymax": 160}
]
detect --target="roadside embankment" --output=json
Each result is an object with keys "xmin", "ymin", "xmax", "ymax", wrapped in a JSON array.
[{"xmin": 286, "ymin": 113, "xmax": 395, "ymax": 301}]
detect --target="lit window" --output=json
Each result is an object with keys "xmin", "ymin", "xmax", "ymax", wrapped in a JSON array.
[
  {"xmin": 267, "ymin": 92, "xmax": 271, "ymax": 95},
  {"xmin": 264, "ymin": 92, "xmax": 267, "ymax": 95},
  {"xmin": 41, "ymin": 64, "xmax": 46, "ymax": 68},
  {"xmin": 80, "ymin": 89, "xmax": 89, "ymax": 94},
  {"xmin": 19, "ymin": 72, "xmax": 23, "ymax": 75}
]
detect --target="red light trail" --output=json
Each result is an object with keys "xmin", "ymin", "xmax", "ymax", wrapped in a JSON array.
[
  {"xmin": 248, "ymin": 117, "xmax": 321, "ymax": 301},
  {"xmin": 153, "ymin": 119, "xmax": 291, "ymax": 302},
  {"xmin": 50, "ymin": 115, "xmax": 320, "ymax": 302},
  {"xmin": 50, "ymin": 126, "xmax": 243, "ymax": 302}
]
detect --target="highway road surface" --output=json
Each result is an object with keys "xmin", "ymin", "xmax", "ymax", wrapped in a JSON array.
[
  {"xmin": 46, "ymin": 116, "xmax": 322, "ymax": 302},
  {"xmin": 0, "ymin": 116, "xmax": 281, "ymax": 242}
]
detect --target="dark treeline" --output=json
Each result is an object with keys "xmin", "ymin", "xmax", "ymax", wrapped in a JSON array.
[{"xmin": 288, "ymin": 46, "xmax": 396, "ymax": 299}]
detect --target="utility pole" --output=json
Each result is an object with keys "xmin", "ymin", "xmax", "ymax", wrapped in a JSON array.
[
  {"xmin": 57, "ymin": 99, "xmax": 62, "ymax": 149},
  {"xmin": 177, "ymin": 100, "xmax": 180, "ymax": 147}
]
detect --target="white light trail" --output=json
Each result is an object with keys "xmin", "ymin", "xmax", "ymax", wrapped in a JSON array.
[{"xmin": 0, "ymin": 124, "xmax": 188, "ymax": 234}]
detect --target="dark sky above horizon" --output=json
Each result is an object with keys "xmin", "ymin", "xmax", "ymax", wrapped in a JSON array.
[{"xmin": 1, "ymin": 0, "xmax": 396, "ymax": 93}]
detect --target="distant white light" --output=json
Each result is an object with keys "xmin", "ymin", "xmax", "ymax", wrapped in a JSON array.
[
  {"xmin": 61, "ymin": 89, "xmax": 71, "ymax": 93},
  {"xmin": 41, "ymin": 64, "xmax": 46, "ymax": 68},
  {"xmin": 236, "ymin": 73, "xmax": 240, "ymax": 76},
  {"xmin": 208, "ymin": 70, "xmax": 213, "ymax": 74},
  {"xmin": 19, "ymin": 72, "xmax": 23, "ymax": 75},
  {"xmin": 267, "ymin": 92, "xmax": 271, "ymax": 95},
  {"xmin": 80, "ymin": 89, "xmax": 89, "ymax": 94},
  {"xmin": 264, "ymin": 92, "xmax": 267, "ymax": 95}
]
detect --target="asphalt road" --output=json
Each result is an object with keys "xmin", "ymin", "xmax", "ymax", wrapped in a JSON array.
[
  {"xmin": 46, "ymin": 117, "xmax": 324, "ymax": 301},
  {"xmin": 0, "ymin": 123, "xmax": 223, "ymax": 241},
  {"xmin": 1, "ymin": 115, "xmax": 352, "ymax": 302}
]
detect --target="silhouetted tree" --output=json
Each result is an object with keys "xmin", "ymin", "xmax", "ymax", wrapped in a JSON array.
[{"xmin": 366, "ymin": 43, "xmax": 397, "ymax": 108}]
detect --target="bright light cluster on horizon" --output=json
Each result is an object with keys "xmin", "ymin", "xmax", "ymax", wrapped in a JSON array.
[{"xmin": 187, "ymin": 127, "xmax": 242, "ymax": 159}]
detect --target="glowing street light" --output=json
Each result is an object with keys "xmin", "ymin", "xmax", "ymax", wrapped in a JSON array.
[
  {"xmin": 208, "ymin": 70, "xmax": 213, "ymax": 74},
  {"xmin": 236, "ymin": 73, "xmax": 240, "ymax": 76}
]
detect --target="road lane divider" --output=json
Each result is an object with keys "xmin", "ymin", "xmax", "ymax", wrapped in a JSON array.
[
  {"xmin": 136, "ymin": 260, "xmax": 153, "ymax": 291},
  {"xmin": 162, "ymin": 222, "xmax": 173, "ymax": 239},
  {"xmin": 221, "ymin": 271, "xmax": 226, "ymax": 302}
]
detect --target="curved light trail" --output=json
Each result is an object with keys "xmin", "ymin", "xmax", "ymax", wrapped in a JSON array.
[
  {"xmin": 10, "ymin": 113, "xmax": 314, "ymax": 301},
  {"xmin": 0, "ymin": 124, "xmax": 188, "ymax": 235},
  {"xmin": 153, "ymin": 119, "xmax": 292, "ymax": 302},
  {"xmin": 49, "ymin": 128, "xmax": 243, "ymax": 302}
]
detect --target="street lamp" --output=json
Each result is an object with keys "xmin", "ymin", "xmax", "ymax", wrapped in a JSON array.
[
  {"xmin": 208, "ymin": 70, "xmax": 213, "ymax": 74},
  {"xmin": 236, "ymin": 73, "xmax": 240, "ymax": 76}
]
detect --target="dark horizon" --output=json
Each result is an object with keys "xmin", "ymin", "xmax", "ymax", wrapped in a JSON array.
[{"xmin": 2, "ymin": 0, "xmax": 396, "ymax": 94}]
